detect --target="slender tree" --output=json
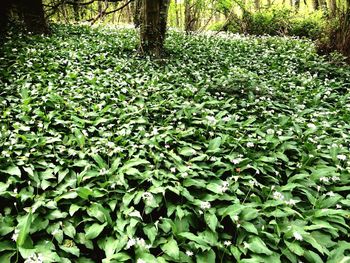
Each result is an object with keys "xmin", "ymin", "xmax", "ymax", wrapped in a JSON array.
[{"xmin": 140, "ymin": 0, "xmax": 170, "ymax": 57}]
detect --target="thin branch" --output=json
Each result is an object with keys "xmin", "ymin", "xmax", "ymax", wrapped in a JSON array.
[
  {"xmin": 85, "ymin": 0, "xmax": 133, "ymax": 23},
  {"xmin": 104, "ymin": 0, "xmax": 133, "ymax": 15}
]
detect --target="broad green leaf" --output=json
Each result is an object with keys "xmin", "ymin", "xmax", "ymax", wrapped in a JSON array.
[
  {"xmin": 1, "ymin": 166, "xmax": 21, "ymax": 177},
  {"xmin": 248, "ymin": 236, "xmax": 273, "ymax": 255},
  {"xmin": 196, "ymin": 250, "xmax": 216, "ymax": 263},
  {"xmin": 207, "ymin": 137, "xmax": 221, "ymax": 152},
  {"xmin": 178, "ymin": 146, "xmax": 196, "ymax": 157},
  {"xmin": 17, "ymin": 212, "xmax": 32, "ymax": 247},
  {"xmin": 85, "ymin": 223, "xmax": 107, "ymax": 240},
  {"xmin": 161, "ymin": 238, "xmax": 179, "ymax": 259},
  {"xmin": 204, "ymin": 213, "xmax": 218, "ymax": 232}
]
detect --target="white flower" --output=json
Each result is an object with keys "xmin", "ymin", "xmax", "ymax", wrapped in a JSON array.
[
  {"xmin": 222, "ymin": 116, "xmax": 231, "ymax": 122},
  {"xmin": 206, "ymin": 116, "xmax": 217, "ymax": 124},
  {"xmin": 24, "ymin": 253, "xmax": 44, "ymax": 263},
  {"xmin": 224, "ymin": 240, "xmax": 232, "ymax": 246},
  {"xmin": 293, "ymin": 231, "xmax": 303, "ymax": 241},
  {"xmin": 276, "ymin": 130, "xmax": 283, "ymax": 136},
  {"xmin": 99, "ymin": 168, "xmax": 108, "ymax": 175},
  {"xmin": 152, "ymin": 128, "xmax": 159, "ymax": 135},
  {"xmin": 11, "ymin": 229, "xmax": 19, "ymax": 242},
  {"xmin": 336, "ymin": 204, "xmax": 342, "ymax": 209},
  {"xmin": 181, "ymin": 172, "xmax": 189, "ymax": 178},
  {"xmin": 200, "ymin": 201, "xmax": 211, "ymax": 210},
  {"xmin": 170, "ymin": 167, "xmax": 176, "ymax": 173},
  {"xmin": 231, "ymin": 158, "xmax": 241, "ymax": 164},
  {"xmin": 307, "ymin": 123, "xmax": 317, "ymax": 129},
  {"xmin": 220, "ymin": 181, "xmax": 229, "ymax": 193},
  {"xmin": 246, "ymin": 142, "xmax": 254, "ymax": 148},
  {"xmin": 320, "ymin": 177, "xmax": 329, "ymax": 183},
  {"xmin": 232, "ymin": 215, "xmax": 239, "ymax": 221},
  {"xmin": 337, "ymin": 154, "xmax": 346, "ymax": 161},
  {"xmin": 186, "ymin": 250, "xmax": 194, "ymax": 256},
  {"xmin": 136, "ymin": 259, "xmax": 146, "ymax": 263},
  {"xmin": 332, "ymin": 176, "xmax": 340, "ymax": 181},
  {"xmin": 266, "ymin": 129, "xmax": 274, "ymax": 135},
  {"xmin": 325, "ymin": 191, "xmax": 335, "ymax": 197},
  {"xmin": 273, "ymin": 191, "xmax": 284, "ymax": 201},
  {"xmin": 126, "ymin": 238, "xmax": 136, "ymax": 249},
  {"xmin": 285, "ymin": 199, "xmax": 297, "ymax": 206},
  {"xmin": 142, "ymin": 192, "xmax": 154, "ymax": 201}
]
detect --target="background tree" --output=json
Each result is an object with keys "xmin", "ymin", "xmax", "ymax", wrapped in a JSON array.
[
  {"xmin": 0, "ymin": 0, "xmax": 11, "ymax": 37},
  {"xmin": 140, "ymin": 0, "xmax": 170, "ymax": 57},
  {"xmin": 20, "ymin": 0, "xmax": 49, "ymax": 34}
]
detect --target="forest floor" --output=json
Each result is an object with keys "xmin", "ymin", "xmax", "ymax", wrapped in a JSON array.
[{"xmin": 1, "ymin": 25, "xmax": 350, "ymax": 262}]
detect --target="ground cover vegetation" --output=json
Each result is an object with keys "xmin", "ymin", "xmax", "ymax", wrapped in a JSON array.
[{"xmin": 1, "ymin": 24, "xmax": 350, "ymax": 262}]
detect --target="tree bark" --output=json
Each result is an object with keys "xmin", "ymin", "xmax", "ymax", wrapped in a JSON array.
[
  {"xmin": 254, "ymin": 0, "xmax": 260, "ymax": 11},
  {"xmin": 328, "ymin": 0, "xmax": 336, "ymax": 17},
  {"xmin": 318, "ymin": 0, "xmax": 328, "ymax": 12},
  {"xmin": 20, "ymin": 0, "xmax": 49, "ymax": 34},
  {"xmin": 140, "ymin": 0, "xmax": 170, "ymax": 57},
  {"xmin": 132, "ymin": 0, "xmax": 142, "ymax": 27},
  {"xmin": 0, "ymin": 0, "xmax": 11, "ymax": 37},
  {"xmin": 73, "ymin": 0, "xmax": 80, "ymax": 22},
  {"xmin": 312, "ymin": 0, "xmax": 319, "ymax": 10},
  {"xmin": 185, "ymin": 0, "xmax": 198, "ymax": 32},
  {"xmin": 175, "ymin": 0, "xmax": 180, "ymax": 28}
]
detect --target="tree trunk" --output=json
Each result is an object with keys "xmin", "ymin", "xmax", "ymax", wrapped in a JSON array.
[
  {"xmin": 132, "ymin": 0, "xmax": 142, "ymax": 27},
  {"xmin": 0, "ymin": 0, "xmax": 11, "ymax": 37},
  {"xmin": 140, "ymin": 0, "xmax": 170, "ymax": 57},
  {"xmin": 328, "ymin": 0, "xmax": 336, "ymax": 17},
  {"xmin": 312, "ymin": 0, "xmax": 319, "ymax": 10},
  {"xmin": 267, "ymin": 0, "xmax": 272, "ymax": 8},
  {"xmin": 185, "ymin": 0, "xmax": 198, "ymax": 32},
  {"xmin": 254, "ymin": 0, "xmax": 260, "ymax": 11},
  {"xmin": 294, "ymin": 0, "xmax": 300, "ymax": 11},
  {"xmin": 318, "ymin": 0, "xmax": 328, "ymax": 12},
  {"xmin": 73, "ymin": 0, "xmax": 80, "ymax": 22},
  {"xmin": 20, "ymin": 0, "xmax": 49, "ymax": 34},
  {"xmin": 175, "ymin": 0, "xmax": 180, "ymax": 28}
]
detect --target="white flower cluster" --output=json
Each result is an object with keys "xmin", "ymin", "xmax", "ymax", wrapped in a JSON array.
[
  {"xmin": 220, "ymin": 181, "xmax": 229, "ymax": 193},
  {"xmin": 142, "ymin": 192, "xmax": 154, "ymax": 203},
  {"xmin": 246, "ymin": 142, "xmax": 254, "ymax": 148},
  {"xmin": 285, "ymin": 199, "xmax": 297, "ymax": 206},
  {"xmin": 337, "ymin": 154, "xmax": 346, "ymax": 161},
  {"xmin": 200, "ymin": 201, "xmax": 211, "ymax": 210},
  {"xmin": 266, "ymin": 128, "xmax": 274, "ymax": 135},
  {"xmin": 24, "ymin": 253, "xmax": 44, "ymax": 263},
  {"xmin": 293, "ymin": 231, "xmax": 303, "ymax": 241},
  {"xmin": 11, "ymin": 229, "xmax": 19, "ymax": 242},
  {"xmin": 272, "ymin": 191, "xmax": 284, "ymax": 201},
  {"xmin": 126, "ymin": 237, "xmax": 151, "ymax": 249}
]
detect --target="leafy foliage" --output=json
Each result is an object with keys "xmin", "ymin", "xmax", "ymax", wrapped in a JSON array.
[{"xmin": 0, "ymin": 24, "xmax": 350, "ymax": 262}]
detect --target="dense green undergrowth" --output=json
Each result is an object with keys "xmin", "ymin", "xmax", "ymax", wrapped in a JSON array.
[{"xmin": 1, "ymin": 25, "xmax": 350, "ymax": 262}]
